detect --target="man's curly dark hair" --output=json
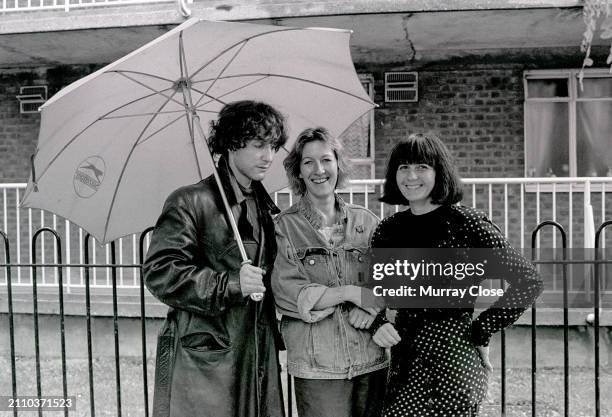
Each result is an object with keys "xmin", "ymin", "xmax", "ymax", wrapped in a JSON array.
[{"xmin": 208, "ymin": 101, "xmax": 288, "ymax": 157}]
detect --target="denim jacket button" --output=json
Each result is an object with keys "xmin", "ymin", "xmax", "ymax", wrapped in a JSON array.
[{"xmin": 308, "ymin": 259, "xmax": 315, "ymax": 265}]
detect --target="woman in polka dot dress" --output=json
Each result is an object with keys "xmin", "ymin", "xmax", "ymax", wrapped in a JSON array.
[{"xmin": 369, "ymin": 133, "xmax": 544, "ymax": 417}]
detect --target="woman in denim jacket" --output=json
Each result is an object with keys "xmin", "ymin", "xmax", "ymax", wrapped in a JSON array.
[{"xmin": 271, "ymin": 128, "xmax": 389, "ymax": 417}]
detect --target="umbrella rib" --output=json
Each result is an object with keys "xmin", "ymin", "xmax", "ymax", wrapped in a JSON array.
[
  {"xmin": 188, "ymin": 27, "xmax": 302, "ymax": 81},
  {"xmin": 33, "ymin": 88, "xmax": 176, "ymax": 183},
  {"xmin": 102, "ymin": 90, "xmax": 179, "ymax": 242},
  {"xmin": 193, "ymin": 75, "xmax": 269, "ymax": 110},
  {"xmin": 102, "ymin": 110, "xmax": 186, "ymax": 120},
  {"xmin": 114, "ymin": 71, "xmax": 185, "ymax": 108},
  {"xmin": 107, "ymin": 70, "xmax": 174, "ymax": 83},
  {"xmin": 179, "ymin": 31, "xmax": 190, "ymax": 80},
  {"xmin": 134, "ymin": 113, "xmax": 187, "ymax": 147},
  {"xmin": 193, "ymin": 41, "xmax": 248, "ymax": 108},
  {"xmin": 195, "ymin": 72, "xmax": 374, "ymax": 105}
]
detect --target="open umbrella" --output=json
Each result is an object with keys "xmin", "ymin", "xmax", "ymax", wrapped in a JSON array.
[{"xmin": 20, "ymin": 18, "xmax": 374, "ymax": 246}]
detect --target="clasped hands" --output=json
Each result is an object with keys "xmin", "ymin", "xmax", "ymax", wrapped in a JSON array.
[{"xmin": 342, "ymin": 286, "xmax": 400, "ymax": 348}]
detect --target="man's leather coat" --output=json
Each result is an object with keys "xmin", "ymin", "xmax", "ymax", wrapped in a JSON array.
[{"xmin": 144, "ymin": 159, "xmax": 284, "ymax": 417}]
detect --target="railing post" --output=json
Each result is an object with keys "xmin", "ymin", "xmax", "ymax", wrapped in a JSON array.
[
  {"xmin": 32, "ymin": 227, "xmax": 69, "ymax": 417},
  {"xmin": 139, "ymin": 227, "xmax": 155, "ymax": 417},
  {"xmin": 83, "ymin": 234, "xmax": 96, "ymax": 417},
  {"xmin": 1, "ymin": 230, "xmax": 18, "ymax": 417},
  {"xmin": 531, "ymin": 221, "xmax": 568, "ymax": 417},
  {"xmin": 593, "ymin": 221, "xmax": 612, "ymax": 417}
]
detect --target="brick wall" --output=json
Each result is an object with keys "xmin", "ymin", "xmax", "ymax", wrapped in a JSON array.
[
  {"xmin": 369, "ymin": 66, "xmax": 525, "ymax": 179},
  {"xmin": 0, "ymin": 69, "xmax": 44, "ymax": 183}
]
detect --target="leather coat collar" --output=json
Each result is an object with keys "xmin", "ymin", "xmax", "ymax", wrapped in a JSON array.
[{"xmin": 217, "ymin": 156, "xmax": 280, "ymax": 215}]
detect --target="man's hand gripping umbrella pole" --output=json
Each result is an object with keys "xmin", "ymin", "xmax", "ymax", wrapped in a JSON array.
[{"xmin": 184, "ymin": 84, "xmax": 264, "ymax": 301}]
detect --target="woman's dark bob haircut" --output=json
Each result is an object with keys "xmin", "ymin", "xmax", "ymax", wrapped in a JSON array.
[
  {"xmin": 208, "ymin": 100, "xmax": 288, "ymax": 157},
  {"xmin": 283, "ymin": 127, "xmax": 350, "ymax": 196},
  {"xmin": 379, "ymin": 132, "xmax": 463, "ymax": 206}
]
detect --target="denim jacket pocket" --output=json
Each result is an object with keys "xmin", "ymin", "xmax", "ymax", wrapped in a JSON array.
[
  {"xmin": 295, "ymin": 247, "xmax": 336, "ymax": 286},
  {"xmin": 310, "ymin": 316, "xmax": 344, "ymax": 371}
]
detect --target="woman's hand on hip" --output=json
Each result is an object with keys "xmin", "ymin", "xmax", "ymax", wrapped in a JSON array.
[
  {"xmin": 476, "ymin": 345, "xmax": 493, "ymax": 374},
  {"xmin": 372, "ymin": 323, "xmax": 401, "ymax": 348}
]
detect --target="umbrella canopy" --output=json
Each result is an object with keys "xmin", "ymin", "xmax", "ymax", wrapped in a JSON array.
[{"xmin": 21, "ymin": 18, "xmax": 374, "ymax": 244}]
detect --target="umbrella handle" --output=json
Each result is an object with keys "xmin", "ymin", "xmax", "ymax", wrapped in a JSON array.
[{"xmin": 242, "ymin": 259, "xmax": 264, "ymax": 301}]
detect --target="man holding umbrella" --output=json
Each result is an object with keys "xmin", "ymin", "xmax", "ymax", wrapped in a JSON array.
[{"xmin": 143, "ymin": 100, "xmax": 287, "ymax": 417}]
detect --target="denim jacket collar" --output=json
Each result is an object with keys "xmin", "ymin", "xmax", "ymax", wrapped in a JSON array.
[{"xmin": 297, "ymin": 193, "xmax": 348, "ymax": 230}]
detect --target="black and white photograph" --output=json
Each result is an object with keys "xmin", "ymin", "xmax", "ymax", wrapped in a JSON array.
[{"xmin": 0, "ymin": 1, "xmax": 611, "ymax": 416}]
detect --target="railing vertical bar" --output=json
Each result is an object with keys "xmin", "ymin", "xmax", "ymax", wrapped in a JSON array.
[
  {"xmin": 349, "ymin": 185, "xmax": 354, "ymax": 205},
  {"xmin": 536, "ymin": 184, "xmax": 541, "ymax": 249},
  {"xmin": 65, "ymin": 220, "xmax": 71, "ymax": 293},
  {"xmin": 601, "ymin": 185, "xmax": 606, "ymax": 248},
  {"xmin": 79, "ymin": 228, "xmax": 84, "ymax": 285},
  {"xmin": 379, "ymin": 183, "xmax": 384, "ymax": 219},
  {"xmin": 530, "ymin": 226, "xmax": 539, "ymax": 417},
  {"xmin": 31, "ymin": 229, "xmax": 43, "ymax": 417},
  {"xmin": 563, "ymin": 239, "xmax": 569, "ymax": 417},
  {"xmin": 93, "ymin": 239, "xmax": 97, "ymax": 285},
  {"xmin": 28, "ymin": 208, "xmax": 32, "ymax": 285},
  {"xmin": 364, "ymin": 184, "xmax": 369, "ymax": 209},
  {"xmin": 16, "ymin": 188, "xmax": 21, "ymax": 283},
  {"xmin": 552, "ymin": 183, "xmax": 557, "ymax": 248},
  {"xmin": 520, "ymin": 184, "xmax": 524, "ymax": 249},
  {"xmin": 106, "ymin": 243, "xmax": 111, "ymax": 286},
  {"xmin": 84, "ymin": 235, "xmax": 96, "ymax": 417},
  {"xmin": 2, "ymin": 189, "xmax": 7, "ymax": 234},
  {"xmin": 110, "ymin": 242, "xmax": 123, "ymax": 417},
  {"xmin": 503, "ymin": 184, "xmax": 508, "ymax": 238},
  {"xmin": 54, "ymin": 231, "xmax": 69, "ymax": 417},
  {"xmin": 53, "ymin": 214, "xmax": 58, "ymax": 284},
  {"xmin": 40, "ymin": 211, "xmax": 45, "ymax": 284},
  {"xmin": 287, "ymin": 374, "xmax": 293, "ymax": 417},
  {"xmin": 471, "ymin": 184, "xmax": 476, "ymax": 208},
  {"xmin": 119, "ymin": 237, "xmax": 124, "ymax": 286},
  {"xmin": 594, "ymin": 221, "xmax": 612, "ymax": 417},
  {"xmin": 139, "ymin": 230, "xmax": 152, "ymax": 417},
  {"xmin": 501, "ymin": 183, "xmax": 508, "ymax": 417},
  {"xmin": 132, "ymin": 234, "xmax": 138, "ymax": 285},
  {"xmin": 594, "ymin": 250, "xmax": 601, "ymax": 417},
  {"xmin": 289, "ymin": 191, "xmax": 293, "ymax": 207},
  {"xmin": 1, "ymin": 231, "xmax": 18, "ymax": 417},
  {"xmin": 569, "ymin": 184, "xmax": 573, "ymax": 248},
  {"xmin": 488, "ymin": 184, "xmax": 492, "ymax": 219}
]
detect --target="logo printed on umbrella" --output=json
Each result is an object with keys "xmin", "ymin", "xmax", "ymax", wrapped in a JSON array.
[{"xmin": 74, "ymin": 156, "xmax": 106, "ymax": 198}]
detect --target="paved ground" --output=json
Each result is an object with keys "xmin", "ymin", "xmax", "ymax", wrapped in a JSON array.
[{"xmin": 0, "ymin": 356, "xmax": 610, "ymax": 416}]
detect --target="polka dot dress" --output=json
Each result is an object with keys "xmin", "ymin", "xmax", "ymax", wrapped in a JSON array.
[{"xmin": 371, "ymin": 205, "xmax": 543, "ymax": 417}]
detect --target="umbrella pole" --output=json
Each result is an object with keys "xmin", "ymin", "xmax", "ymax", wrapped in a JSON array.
[{"xmin": 191, "ymin": 111, "xmax": 264, "ymax": 301}]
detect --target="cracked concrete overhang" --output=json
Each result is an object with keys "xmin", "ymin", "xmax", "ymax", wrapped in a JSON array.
[{"xmin": 0, "ymin": 4, "xmax": 606, "ymax": 68}]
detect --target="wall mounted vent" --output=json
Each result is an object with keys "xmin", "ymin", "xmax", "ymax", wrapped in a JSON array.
[
  {"xmin": 16, "ymin": 86, "xmax": 48, "ymax": 114},
  {"xmin": 384, "ymin": 72, "xmax": 418, "ymax": 102}
]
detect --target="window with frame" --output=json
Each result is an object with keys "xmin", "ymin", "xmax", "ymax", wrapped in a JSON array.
[
  {"xmin": 339, "ymin": 74, "xmax": 375, "ymax": 179},
  {"xmin": 524, "ymin": 69, "xmax": 612, "ymax": 178}
]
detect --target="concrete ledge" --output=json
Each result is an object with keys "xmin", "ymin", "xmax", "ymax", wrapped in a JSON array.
[{"xmin": 0, "ymin": 0, "xmax": 583, "ymax": 34}]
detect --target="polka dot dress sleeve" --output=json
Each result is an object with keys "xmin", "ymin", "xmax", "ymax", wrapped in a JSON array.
[{"xmin": 463, "ymin": 208, "xmax": 544, "ymax": 347}]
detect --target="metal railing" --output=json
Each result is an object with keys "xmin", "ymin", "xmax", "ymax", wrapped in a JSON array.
[
  {"xmin": 1, "ymin": 0, "xmax": 174, "ymax": 13},
  {"xmin": 2, "ymin": 177, "xmax": 610, "ymax": 291},
  {"xmin": 1, "ymin": 220, "xmax": 611, "ymax": 416}
]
